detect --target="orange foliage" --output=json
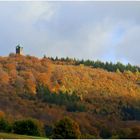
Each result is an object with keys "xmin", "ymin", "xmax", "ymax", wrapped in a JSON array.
[
  {"xmin": 0, "ymin": 110, "xmax": 5, "ymax": 118},
  {"xmin": 36, "ymin": 73, "xmax": 49, "ymax": 86},
  {"xmin": 26, "ymin": 79, "xmax": 36, "ymax": 94},
  {"xmin": 0, "ymin": 68, "xmax": 9, "ymax": 85},
  {"xmin": 0, "ymin": 55, "xmax": 139, "ymax": 138}
]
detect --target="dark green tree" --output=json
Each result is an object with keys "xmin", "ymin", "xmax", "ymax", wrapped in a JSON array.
[
  {"xmin": 0, "ymin": 118, "xmax": 11, "ymax": 132},
  {"xmin": 99, "ymin": 126, "xmax": 112, "ymax": 138},
  {"xmin": 53, "ymin": 117, "xmax": 81, "ymax": 139}
]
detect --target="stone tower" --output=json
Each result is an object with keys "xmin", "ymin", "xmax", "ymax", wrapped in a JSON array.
[{"xmin": 16, "ymin": 44, "xmax": 23, "ymax": 55}]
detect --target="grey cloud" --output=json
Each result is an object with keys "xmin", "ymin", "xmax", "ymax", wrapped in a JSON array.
[
  {"xmin": 0, "ymin": 1, "xmax": 140, "ymax": 65},
  {"xmin": 116, "ymin": 25, "xmax": 140, "ymax": 65}
]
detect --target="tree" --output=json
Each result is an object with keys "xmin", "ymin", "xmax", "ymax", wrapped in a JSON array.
[
  {"xmin": 53, "ymin": 117, "xmax": 81, "ymax": 139},
  {"xmin": 13, "ymin": 119, "xmax": 42, "ymax": 136},
  {"xmin": 116, "ymin": 68, "xmax": 121, "ymax": 74}
]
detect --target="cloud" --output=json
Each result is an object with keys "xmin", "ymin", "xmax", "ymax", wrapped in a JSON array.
[
  {"xmin": 16, "ymin": 1, "xmax": 55, "ymax": 23},
  {"xmin": 0, "ymin": 1, "xmax": 57, "ymax": 56},
  {"xmin": 117, "ymin": 25, "xmax": 140, "ymax": 65}
]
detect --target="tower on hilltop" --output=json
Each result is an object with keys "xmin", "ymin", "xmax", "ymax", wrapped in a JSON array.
[{"xmin": 16, "ymin": 44, "xmax": 23, "ymax": 55}]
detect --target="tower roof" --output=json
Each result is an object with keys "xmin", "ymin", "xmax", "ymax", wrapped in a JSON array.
[{"xmin": 16, "ymin": 44, "xmax": 23, "ymax": 48}]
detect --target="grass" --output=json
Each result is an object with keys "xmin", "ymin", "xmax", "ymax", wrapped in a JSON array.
[{"xmin": 0, "ymin": 132, "xmax": 47, "ymax": 139}]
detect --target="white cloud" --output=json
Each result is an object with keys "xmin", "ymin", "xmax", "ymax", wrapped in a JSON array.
[
  {"xmin": 0, "ymin": 1, "xmax": 57, "ymax": 56},
  {"xmin": 45, "ymin": 18, "xmax": 123, "ymax": 61},
  {"xmin": 16, "ymin": 1, "xmax": 56, "ymax": 24}
]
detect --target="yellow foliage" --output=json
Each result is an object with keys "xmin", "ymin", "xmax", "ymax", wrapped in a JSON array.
[
  {"xmin": 0, "ymin": 55, "xmax": 139, "ymax": 100},
  {"xmin": 26, "ymin": 79, "xmax": 36, "ymax": 94}
]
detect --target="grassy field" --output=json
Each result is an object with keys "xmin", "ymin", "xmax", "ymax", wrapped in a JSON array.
[{"xmin": 0, "ymin": 132, "xmax": 47, "ymax": 139}]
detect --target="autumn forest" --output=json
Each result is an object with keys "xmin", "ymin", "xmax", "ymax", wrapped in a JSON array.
[{"xmin": 0, "ymin": 53, "xmax": 140, "ymax": 138}]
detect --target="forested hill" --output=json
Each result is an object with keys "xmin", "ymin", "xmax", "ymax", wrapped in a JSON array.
[
  {"xmin": 0, "ymin": 54, "xmax": 140, "ymax": 138},
  {"xmin": 0, "ymin": 54, "xmax": 139, "ymax": 95}
]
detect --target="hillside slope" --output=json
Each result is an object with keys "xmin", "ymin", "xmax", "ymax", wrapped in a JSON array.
[
  {"xmin": 51, "ymin": 64, "xmax": 140, "ymax": 96},
  {"xmin": 0, "ymin": 54, "xmax": 140, "ymax": 138}
]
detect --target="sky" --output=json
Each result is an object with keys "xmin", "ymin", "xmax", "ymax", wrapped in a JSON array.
[{"xmin": 0, "ymin": 1, "xmax": 140, "ymax": 65}]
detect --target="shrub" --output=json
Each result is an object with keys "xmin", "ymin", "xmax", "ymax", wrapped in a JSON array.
[
  {"xmin": 80, "ymin": 133, "xmax": 96, "ymax": 139},
  {"xmin": 99, "ymin": 126, "xmax": 112, "ymax": 138},
  {"xmin": 44, "ymin": 125, "xmax": 53, "ymax": 137},
  {"xmin": 129, "ymin": 126, "xmax": 140, "ymax": 138},
  {"xmin": 114, "ymin": 128, "xmax": 132, "ymax": 139},
  {"xmin": 0, "ymin": 118, "xmax": 11, "ymax": 132},
  {"xmin": 13, "ymin": 119, "xmax": 42, "ymax": 136},
  {"xmin": 52, "ymin": 117, "xmax": 81, "ymax": 139}
]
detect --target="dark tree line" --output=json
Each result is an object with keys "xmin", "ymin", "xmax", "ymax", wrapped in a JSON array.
[
  {"xmin": 36, "ymin": 85, "xmax": 86, "ymax": 112},
  {"xmin": 48, "ymin": 56, "xmax": 140, "ymax": 73}
]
